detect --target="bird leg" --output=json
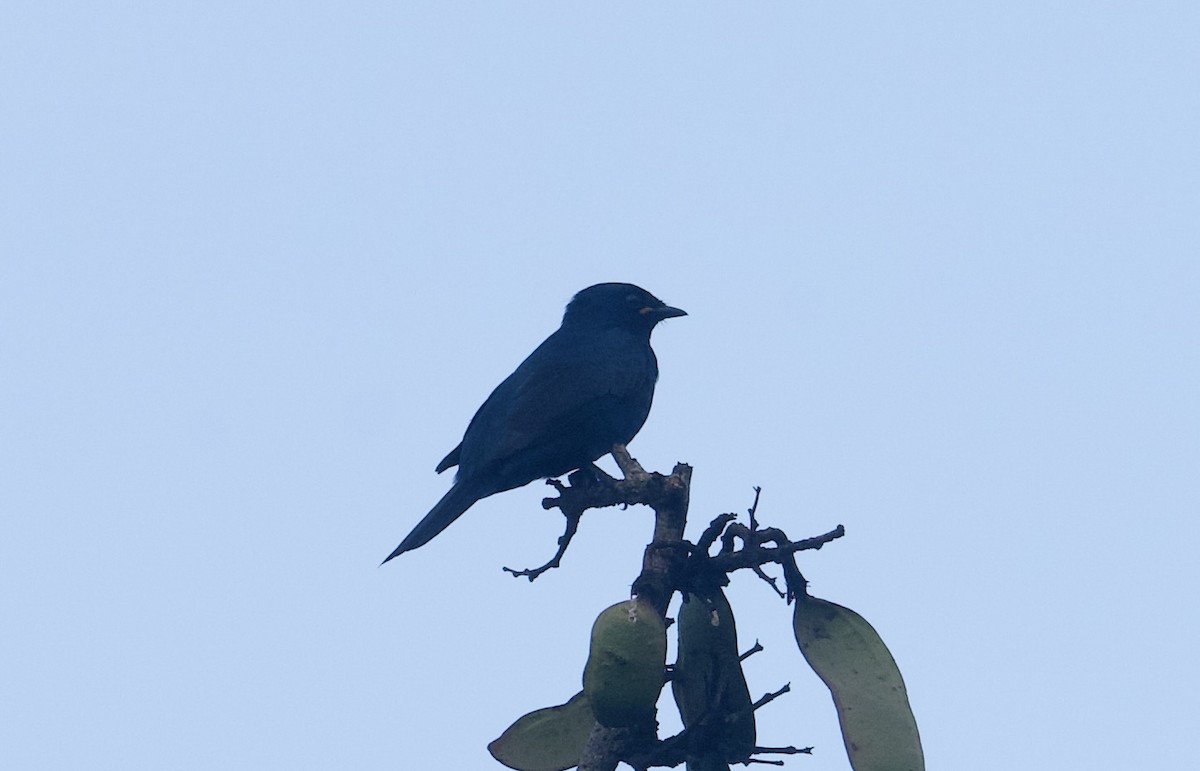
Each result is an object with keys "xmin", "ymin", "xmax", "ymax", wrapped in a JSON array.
[{"xmin": 569, "ymin": 462, "xmax": 618, "ymax": 490}]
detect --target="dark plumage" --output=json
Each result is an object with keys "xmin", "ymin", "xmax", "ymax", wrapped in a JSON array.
[{"xmin": 383, "ymin": 283, "xmax": 685, "ymax": 563}]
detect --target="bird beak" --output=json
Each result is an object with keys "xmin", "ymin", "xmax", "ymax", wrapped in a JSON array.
[{"xmin": 642, "ymin": 304, "xmax": 687, "ymax": 320}]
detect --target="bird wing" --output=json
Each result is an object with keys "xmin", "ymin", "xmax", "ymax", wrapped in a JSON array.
[
  {"xmin": 455, "ymin": 326, "xmax": 656, "ymax": 477},
  {"xmin": 435, "ymin": 443, "xmax": 461, "ymax": 473}
]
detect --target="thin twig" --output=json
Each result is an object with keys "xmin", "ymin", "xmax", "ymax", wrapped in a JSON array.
[
  {"xmin": 747, "ymin": 486, "xmax": 762, "ymax": 531},
  {"xmin": 751, "ymin": 565, "xmax": 785, "ymax": 598},
  {"xmin": 707, "ymin": 526, "xmax": 845, "ymax": 575},
  {"xmin": 752, "ymin": 745, "xmax": 814, "ymax": 756},
  {"xmin": 697, "ymin": 513, "xmax": 737, "ymax": 554},
  {"xmin": 739, "ymin": 641, "xmax": 764, "ymax": 662},
  {"xmin": 751, "ymin": 683, "xmax": 791, "ymax": 712},
  {"xmin": 502, "ymin": 506, "xmax": 583, "ymax": 581}
]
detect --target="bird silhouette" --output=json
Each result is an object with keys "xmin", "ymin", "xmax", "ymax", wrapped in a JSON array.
[{"xmin": 383, "ymin": 282, "xmax": 685, "ymax": 563}]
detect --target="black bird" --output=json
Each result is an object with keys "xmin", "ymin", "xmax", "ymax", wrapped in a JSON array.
[{"xmin": 383, "ymin": 282, "xmax": 686, "ymax": 563}]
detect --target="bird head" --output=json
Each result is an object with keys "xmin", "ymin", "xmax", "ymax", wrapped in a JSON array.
[{"xmin": 563, "ymin": 283, "xmax": 687, "ymax": 331}]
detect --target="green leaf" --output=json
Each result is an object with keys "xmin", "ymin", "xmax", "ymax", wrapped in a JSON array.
[
  {"xmin": 487, "ymin": 691, "xmax": 594, "ymax": 771},
  {"xmin": 583, "ymin": 599, "xmax": 667, "ymax": 728},
  {"xmin": 672, "ymin": 590, "xmax": 755, "ymax": 761},
  {"xmin": 793, "ymin": 595, "xmax": 924, "ymax": 771}
]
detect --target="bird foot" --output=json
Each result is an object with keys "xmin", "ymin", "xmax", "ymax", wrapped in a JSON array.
[{"xmin": 569, "ymin": 462, "xmax": 618, "ymax": 490}]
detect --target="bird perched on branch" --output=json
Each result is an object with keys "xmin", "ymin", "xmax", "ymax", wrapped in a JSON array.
[{"xmin": 383, "ymin": 282, "xmax": 686, "ymax": 563}]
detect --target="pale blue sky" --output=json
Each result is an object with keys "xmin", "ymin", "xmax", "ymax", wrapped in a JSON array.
[{"xmin": 2, "ymin": 4, "xmax": 1197, "ymax": 770}]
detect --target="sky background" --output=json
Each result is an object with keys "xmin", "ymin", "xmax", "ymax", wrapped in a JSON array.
[{"xmin": 3, "ymin": 3, "xmax": 1197, "ymax": 770}]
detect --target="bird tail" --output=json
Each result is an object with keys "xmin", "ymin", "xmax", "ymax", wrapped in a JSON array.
[{"xmin": 381, "ymin": 482, "xmax": 480, "ymax": 564}]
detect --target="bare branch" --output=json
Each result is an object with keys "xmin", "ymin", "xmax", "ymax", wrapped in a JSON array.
[
  {"xmin": 697, "ymin": 513, "xmax": 737, "ymax": 554},
  {"xmin": 611, "ymin": 443, "xmax": 648, "ymax": 480},
  {"xmin": 747, "ymin": 486, "xmax": 762, "ymax": 531},
  {"xmin": 751, "ymin": 683, "xmax": 791, "ymax": 712},
  {"xmin": 504, "ymin": 447, "xmax": 694, "ymax": 581},
  {"xmin": 750, "ymin": 565, "xmax": 786, "ymax": 598},
  {"xmin": 751, "ymin": 745, "xmax": 814, "ymax": 756},
  {"xmin": 706, "ymin": 525, "xmax": 845, "ymax": 576},
  {"xmin": 739, "ymin": 641, "xmax": 764, "ymax": 662},
  {"xmin": 502, "ymin": 505, "xmax": 582, "ymax": 581}
]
